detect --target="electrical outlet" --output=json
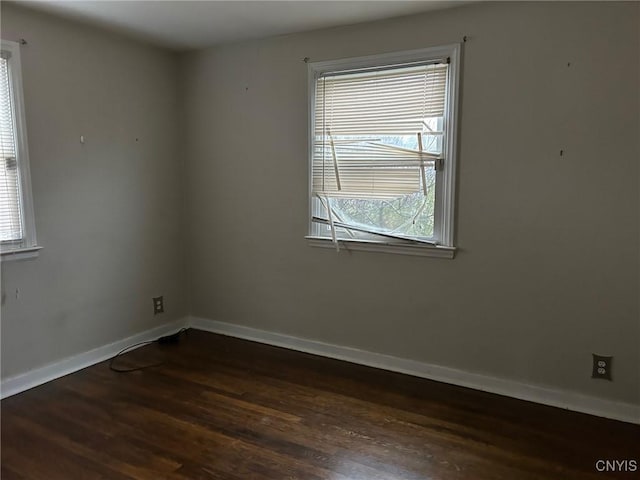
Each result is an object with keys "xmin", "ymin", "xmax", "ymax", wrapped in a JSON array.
[
  {"xmin": 592, "ymin": 354, "xmax": 612, "ymax": 380},
  {"xmin": 153, "ymin": 296, "xmax": 164, "ymax": 315}
]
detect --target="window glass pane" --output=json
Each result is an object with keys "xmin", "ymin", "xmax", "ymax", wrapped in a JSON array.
[
  {"xmin": 0, "ymin": 55, "xmax": 23, "ymax": 243},
  {"xmin": 331, "ymin": 167, "xmax": 436, "ymax": 239}
]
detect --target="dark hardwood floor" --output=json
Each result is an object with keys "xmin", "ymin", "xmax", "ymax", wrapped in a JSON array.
[{"xmin": 1, "ymin": 329, "xmax": 638, "ymax": 479}]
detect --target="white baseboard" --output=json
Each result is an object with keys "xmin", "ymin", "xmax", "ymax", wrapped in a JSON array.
[
  {"xmin": 0, "ymin": 318, "xmax": 188, "ymax": 399},
  {"xmin": 3, "ymin": 315, "xmax": 637, "ymax": 425},
  {"xmin": 189, "ymin": 316, "xmax": 640, "ymax": 425}
]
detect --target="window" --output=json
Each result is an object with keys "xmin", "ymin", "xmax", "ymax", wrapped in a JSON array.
[
  {"xmin": 307, "ymin": 45, "xmax": 459, "ymax": 258},
  {"xmin": 1, "ymin": 40, "xmax": 38, "ymax": 259}
]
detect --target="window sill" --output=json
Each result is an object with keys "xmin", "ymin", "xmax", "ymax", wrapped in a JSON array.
[
  {"xmin": 306, "ymin": 236, "xmax": 456, "ymax": 259},
  {"xmin": 1, "ymin": 245, "xmax": 42, "ymax": 261}
]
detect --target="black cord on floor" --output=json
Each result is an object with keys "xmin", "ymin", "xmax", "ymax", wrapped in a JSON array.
[{"xmin": 109, "ymin": 328, "xmax": 188, "ymax": 373}]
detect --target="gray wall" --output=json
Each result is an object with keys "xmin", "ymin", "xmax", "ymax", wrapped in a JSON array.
[
  {"xmin": 0, "ymin": 4, "xmax": 187, "ymax": 377},
  {"xmin": 183, "ymin": 1, "xmax": 639, "ymax": 404}
]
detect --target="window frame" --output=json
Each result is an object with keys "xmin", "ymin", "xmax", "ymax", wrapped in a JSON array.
[
  {"xmin": 0, "ymin": 39, "xmax": 39, "ymax": 260},
  {"xmin": 306, "ymin": 44, "xmax": 460, "ymax": 258}
]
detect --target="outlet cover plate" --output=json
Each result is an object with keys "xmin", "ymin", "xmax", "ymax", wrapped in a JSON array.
[
  {"xmin": 153, "ymin": 296, "xmax": 164, "ymax": 315},
  {"xmin": 592, "ymin": 354, "xmax": 612, "ymax": 380}
]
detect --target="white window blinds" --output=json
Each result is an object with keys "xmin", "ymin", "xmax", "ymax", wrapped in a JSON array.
[
  {"xmin": 0, "ymin": 52, "xmax": 23, "ymax": 243},
  {"xmin": 312, "ymin": 61, "xmax": 449, "ymax": 199}
]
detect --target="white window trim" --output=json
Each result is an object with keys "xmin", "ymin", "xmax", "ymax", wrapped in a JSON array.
[
  {"xmin": 306, "ymin": 237, "xmax": 456, "ymax": 259},
  {"xmin": 1, "ymin": 39, "xmax": 38, "ymax": 261},
  {"xmin": 306, "ymin": 44, "xmax": 460, "ymax": 258}
]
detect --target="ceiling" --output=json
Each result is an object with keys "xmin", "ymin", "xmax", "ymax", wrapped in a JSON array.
[{"xmin": 13, "ymin": 0, "xmax": 470, "ymax": 51}]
